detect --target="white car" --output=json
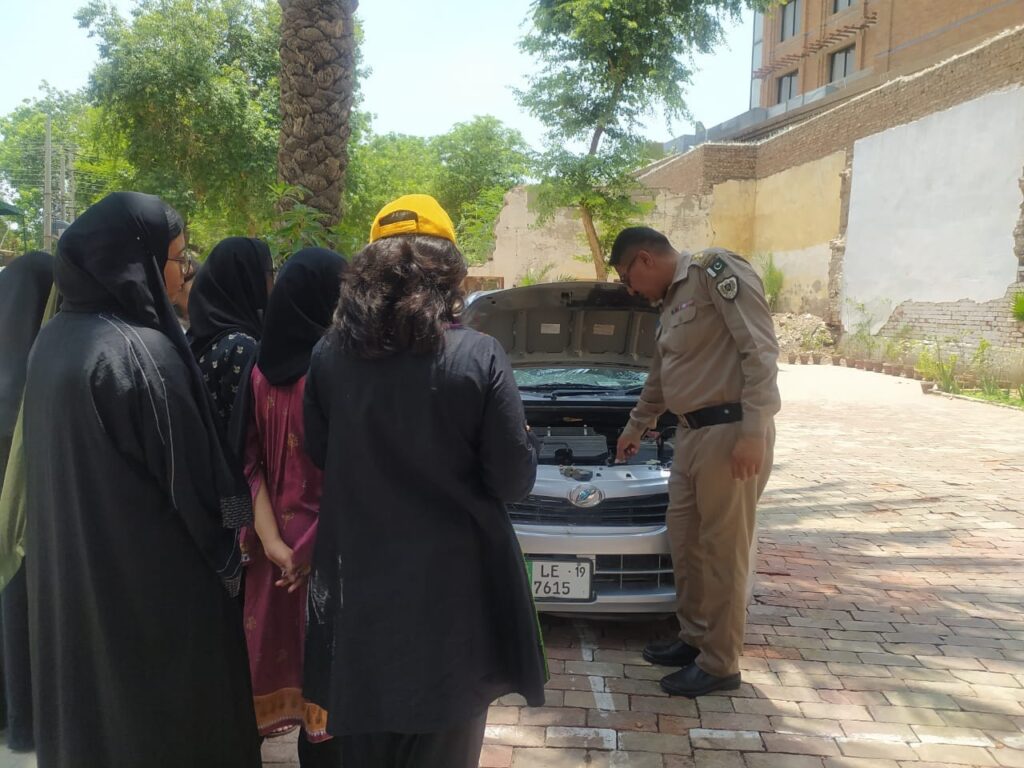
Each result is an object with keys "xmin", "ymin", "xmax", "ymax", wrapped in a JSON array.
[{"xmin": 464, "ymin": 281, "xmax": 678, "ymax": 615}]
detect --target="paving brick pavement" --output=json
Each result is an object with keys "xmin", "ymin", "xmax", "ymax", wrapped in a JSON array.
[{"xmin": 3, "ymin": 366, "xmax": 1023, "ymax": 768}]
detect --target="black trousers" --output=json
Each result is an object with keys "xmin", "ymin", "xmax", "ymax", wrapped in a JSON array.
[
  {"xmin": 298, "ymin": 729, "xmax": 342, "ymax": 768},
  {"xmin": 1, "ymin": 564, "xmax": 33, "ymax": 752},
  {"xmin": 340, "ymin": 711, "xmax": 487, "ymax": 768}
]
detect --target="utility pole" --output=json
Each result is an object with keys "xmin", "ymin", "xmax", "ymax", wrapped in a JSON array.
[
  {"xmin": 59, "ymin": 144, "xmax": 67, "ymax": 223},
  {"xmin": 67, "ymin": 146, "xmax": 76, "ymax": 220},
  {"xmin": 43, "ymin": 114, "xmax": 52, "ymax": 252}
]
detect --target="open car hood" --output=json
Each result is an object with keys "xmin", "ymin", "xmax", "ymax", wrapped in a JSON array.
[{"xmin": 462, "ymin": 281, "xmax": 658, "ymax": 370}]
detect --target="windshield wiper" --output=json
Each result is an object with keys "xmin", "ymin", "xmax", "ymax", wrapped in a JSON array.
[{"xmin": 517, "ymin": 382, "xmax": 613, "ymax": 392}]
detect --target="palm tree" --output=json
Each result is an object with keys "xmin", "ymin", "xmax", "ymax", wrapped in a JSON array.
[{"xmin": 277, "ymin": 0, "xmax": 358, "ymax": 227}]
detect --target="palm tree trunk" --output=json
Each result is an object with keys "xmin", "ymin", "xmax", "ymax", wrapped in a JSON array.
[{"xmin": 277, "ymin": 0, "xmax": 358, "ymax": 227}]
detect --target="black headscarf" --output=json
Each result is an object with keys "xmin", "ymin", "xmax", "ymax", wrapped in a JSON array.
[
  {"xmin": 187, "ymin": 237, "xmax": 273, "ymax": 358},
  {"xmin": 258, "ymin": 247, "xmax": 347, "ymax": 386},
  {"xmin": 0, "ymin": 251, "xmax": 54, "ymax": 442},
  {"xmin": 55, "ymin": 192, "xmax": 252, "ymax": 588}
]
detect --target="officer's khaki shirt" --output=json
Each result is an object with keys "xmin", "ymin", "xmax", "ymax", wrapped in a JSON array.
[{"xmin": 627, "ymin": 249, "xmax": 781, "ymax": 438}]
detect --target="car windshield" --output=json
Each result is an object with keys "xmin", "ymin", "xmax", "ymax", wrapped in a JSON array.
[{"xmin": 514, "ymin": 367, "xmax": 648, "ymax": 392}]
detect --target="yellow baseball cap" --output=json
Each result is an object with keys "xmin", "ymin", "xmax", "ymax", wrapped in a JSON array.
[{"xmin": 369, "ymin": 194, "xmax": 457, "ymax": 245}]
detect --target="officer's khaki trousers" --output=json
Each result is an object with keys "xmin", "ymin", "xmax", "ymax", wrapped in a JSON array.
[{"xmin": 666, "ymin": 420, "xmax": 775, "ymax": 677}]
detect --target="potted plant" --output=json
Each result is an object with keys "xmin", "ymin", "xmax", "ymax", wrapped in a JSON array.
[
  {"xmin": 811, "ymin": 351, "xmax": 822, "ymax": 365},
  {"xmin": 920, "ymin": 380, "xmax": 935, "ymax": 394},
  {"xmin": 831, "ymin": 354, "xmax": 843, "ymax": 366},
  {"xmin": 787, "ymin": 351, "xmax": 797, "ymax": 365},
  {"xmin": 799, "ymin": 352, "xmax": 810, "ymax": 365}
]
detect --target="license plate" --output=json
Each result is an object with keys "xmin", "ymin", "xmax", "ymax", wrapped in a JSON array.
[{"xmin": 528, "ymin": 558, "xmax": 592, "ymax": 602}]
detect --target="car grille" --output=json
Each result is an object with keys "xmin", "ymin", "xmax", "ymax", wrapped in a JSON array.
[
  {"xmin": 594, "ymin": 554, "xmax": 675, "ymax": 593},
  {"xmin": 508, "ymin": 493, "xmax": 669, "ymax": 526}
]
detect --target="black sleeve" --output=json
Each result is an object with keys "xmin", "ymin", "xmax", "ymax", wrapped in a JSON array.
[
  {"xmin": 91, "ymin": 328, "xmax": 234, "ymax": 575},
  {"xmin": 478, "ymin": 337, "xmax": 538, "ymax": 503},
  {"xmin": 302, "ymin": 339, "xmax": 329, "ymax": 470}
]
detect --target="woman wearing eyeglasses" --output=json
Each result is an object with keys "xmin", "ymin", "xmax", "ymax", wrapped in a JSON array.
[{"xmin": 20, "ymin": 192, "xmax": 259, "ymax": 768}]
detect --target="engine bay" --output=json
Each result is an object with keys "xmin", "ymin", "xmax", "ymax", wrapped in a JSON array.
[{"xmin": 524, "ymin": 405, "xmax": 678, "ymax": 469}]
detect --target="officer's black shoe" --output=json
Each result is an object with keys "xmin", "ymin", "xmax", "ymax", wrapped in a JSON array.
[
  {"xmin": 642, "ymin": 639, "xmax": 700, "ymax": 667},
  {"xmin": 660, "ymin": 663, "xmax": 741, "ymax": 698}
]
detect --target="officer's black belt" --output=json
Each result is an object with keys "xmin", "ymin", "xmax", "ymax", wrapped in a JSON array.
[{"xmin": 681, "ymin": 403, "xmax": 742, "ymax": 429}]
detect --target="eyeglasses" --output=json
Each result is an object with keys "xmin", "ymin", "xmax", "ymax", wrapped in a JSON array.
[
  {"xmin": 168, "ymin": 254, "xmax": 197, "ymax": 281},
  {"xmin": 617, "ymin": 256, "xmax": 638, "ymax": 289}
]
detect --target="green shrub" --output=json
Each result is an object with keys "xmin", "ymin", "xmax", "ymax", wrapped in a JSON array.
[
  {"xmin": 755, "ymin": 253, "xmax": 784, "ymax": 312},
  {"xmin": 1013, "ymin": 292, "xmax": 1024, "ymax": 323}
]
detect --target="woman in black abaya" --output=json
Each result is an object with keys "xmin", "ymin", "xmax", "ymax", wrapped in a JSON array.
[
  {"xmin": 21, "ymin": 192, "xmax": 260, "ymax": 768},
  {"xmin": 187, "ymin": 236, "xmax": 273, "ymax": 448},
  {"xmin": 0, "ymin": 250, "xmax": 53, "ymax": 753}
]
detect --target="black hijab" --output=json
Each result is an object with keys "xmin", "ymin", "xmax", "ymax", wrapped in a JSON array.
[
  {"xmin": 258, "ymin": 247, "xmax": 347, "ymax": 386},
  {"xmin": 55, "ymin": 192, "xmax": 252, "ymax": 590},
  {"xmin": 187, "ymin": 237, "xmax": 273, "ymax": 358},
  {"xmin": 0, "ymin": 251, "xmax": 54, "ymax": 441}
]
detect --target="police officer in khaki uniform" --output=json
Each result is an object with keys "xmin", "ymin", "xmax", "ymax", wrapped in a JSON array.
[{"xmin": 611, "ymin": 227, "xmax": 780, "ymax": 698}]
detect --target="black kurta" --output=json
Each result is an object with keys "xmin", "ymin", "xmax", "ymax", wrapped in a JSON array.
[
  {"xmin": 302, "ymin": 326, "xmax": 547, "ymax": 736},
  {"xmin": 24, "ymin": 312, "xmax": 260, "ymax": 767}
]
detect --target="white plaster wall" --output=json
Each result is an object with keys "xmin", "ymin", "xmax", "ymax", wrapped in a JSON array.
[{"xmin": 842, "ymin": 86, "xmax": 1024, "ymax": 331}]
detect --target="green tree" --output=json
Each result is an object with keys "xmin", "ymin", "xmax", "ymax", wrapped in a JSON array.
[
  {"xmin": 77, "ymin": 0, "xmax": 281, "ymax": 246},
  {"xmin": 0, "ymin": 86, "xmax": 128, "ymax": 249},
  {"xmin": 335, "ymin": 131, "xmax": 441, "ymax": 255},
  {"xmin": 335, "ymin": 116, "xmax": 531, "ymax": 264},
  {"xmin": 517, "ymin": 0, "xmax": 775, "ymax": 279},
  {"xmin": 433, "ymin": 116, "xmax": 532, "ymax": 262}
]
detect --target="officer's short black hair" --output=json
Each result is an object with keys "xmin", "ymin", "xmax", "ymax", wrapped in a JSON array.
[{"xmin": 609, "ymin": 227, "xmax": 671, "ymax": 268}]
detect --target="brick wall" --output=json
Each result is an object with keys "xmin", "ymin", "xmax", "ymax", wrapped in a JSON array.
[
  {"xmin": 757, "ymin": 25, "xmax": 1024, "ymax": 178},
  {"xmin": 644, "ymin": 25, "xmax": 1024, "ymax": 193},
  {"xmin": 878, "ymin": 285, "xmax": 1024, "ymax": 382},
  {"xmin": 879, "ymin": 285, "xmax": 1024, "ymax": 349}
]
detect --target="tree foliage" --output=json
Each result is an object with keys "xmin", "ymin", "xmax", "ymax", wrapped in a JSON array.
[
  {"xmin": 77, "ymin": 0, "xmax": 281, "ymax": 242},
  {"xmin": 1, "ymin": 3, "xmax": 530, "ymax": 263},
  {"xmin": 517, "ymin": 0, "xmax": 776, "ymax": 278},
  {"xmin": 337, "ymin": 117, "xmax": 532, "ymax": 264},
  {"xmin": 0, "ymin": 86, "xmax": 129, "ymax": 248}
]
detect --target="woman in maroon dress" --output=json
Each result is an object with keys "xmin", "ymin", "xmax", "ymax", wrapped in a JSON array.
[{"xmin": 240, "ymin": 248, "xmax": 346, "ymax": 767}]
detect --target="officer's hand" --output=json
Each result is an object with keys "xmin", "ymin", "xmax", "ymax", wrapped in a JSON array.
[
  {"xmin": 616, "ymin": 432, "xmax": 640, "ymax": 463},
  {"xmin": 731, "ymin": 436, "xmax": 766, "ymax": 481}
]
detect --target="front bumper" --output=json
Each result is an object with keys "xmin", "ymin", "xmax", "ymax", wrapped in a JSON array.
[{"xmin": 516, "ymin": 523, "xmax": 676, "ymax": 614}]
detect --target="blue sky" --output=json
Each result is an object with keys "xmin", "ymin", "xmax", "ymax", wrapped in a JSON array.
[{"xmin": 2, "ymin": 0, "xmax": 755, "ymax": 148}]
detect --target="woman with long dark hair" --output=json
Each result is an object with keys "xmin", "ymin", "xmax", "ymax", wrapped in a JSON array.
[
  {"xmin": 241, "ymin": 247, "xmax": 346, "ymax": 767},
  {"xmin": 303, "ymin": 195, "xmax": 547, "ymax": 767},
  {"xmin": 21, "ymin": 192, "xmax": 259, "ymax": 768}
]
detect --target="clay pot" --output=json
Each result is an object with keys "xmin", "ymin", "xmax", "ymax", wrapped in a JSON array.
[
  {"xmin": 831, "ymin": 356, "xmax": 843, "ymax": 366},
  {"xmin": 811, "ymin": 353, "xmax": 822, "ymax": 365},
  {"xmin": 903, "ymin": 365, "xmax": 916, "ymax": 378},
  {"xmin": 920, "ymin": 380, "xmax": 935, "ymax": 394},
  {"xmin": 799, "ymin": 353, "xmax": 810, "ymax": 365},
  {"xmin": 872, "ymin": 362, "xmax": 884, "ymax": 373},
  {"xmin": 787, "ymin": 352, "xmax": 797, "ymax": 365}
]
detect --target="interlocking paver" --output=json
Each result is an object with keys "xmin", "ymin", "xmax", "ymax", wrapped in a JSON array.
[{"xmin": 6, "ymin": 367, "xmax": 1023, "ymax": 768}]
